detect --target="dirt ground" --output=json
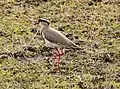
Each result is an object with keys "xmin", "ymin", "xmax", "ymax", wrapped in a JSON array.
[{"xmin": 0, "ymin": 0, "xmax": 120, "ymax": 89}]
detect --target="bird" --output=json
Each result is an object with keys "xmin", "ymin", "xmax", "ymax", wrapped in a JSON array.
[{"xmin": 35, "ymin": 18, "xmax": 80, "ymax": 69}]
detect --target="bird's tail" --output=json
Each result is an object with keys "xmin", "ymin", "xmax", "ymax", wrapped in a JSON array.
[{"xmin": 68, "ymin": 41, "xmax": 82, "ymax": 50}]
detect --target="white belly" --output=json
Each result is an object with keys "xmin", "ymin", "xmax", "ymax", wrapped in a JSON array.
[{"xmin": 44, "ymin": 39, "xmax": 59, "ymax": 48}]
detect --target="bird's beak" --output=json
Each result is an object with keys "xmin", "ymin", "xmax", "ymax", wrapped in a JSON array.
[{"xmin": 24, "ymin": 15, "xmax": 40, "ymax": 27}]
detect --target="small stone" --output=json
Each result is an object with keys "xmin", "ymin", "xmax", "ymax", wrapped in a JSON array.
[
  {"xmin": 43, "ymin": 0, "xmax": 48, "ymax": 2},
  {"xmin": 58, "ymin": 27, "xmax": 64, "ymax": 31},
  {"xmin": 88, "ymin": 1, "xmax": 94, "ymax": 6},
  {"xmin": 66, "ymin": 33, "xmax": 73, "ymax": 37},
  {"xmin": 74, "ymin": 35, "xmax": 79, "ymax": 39},
  {"xmin": 108, "ymin": 42, "xmax": 112, "ymax": 45}
]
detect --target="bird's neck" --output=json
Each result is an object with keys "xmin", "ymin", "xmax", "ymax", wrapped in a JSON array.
[
  {"xmin": 40, "ymin": 24, "xmax": 49, "ymax": 29},
  {"xmin": 40, "ymin": 25, "xmax": 49, "ymax": 33}
]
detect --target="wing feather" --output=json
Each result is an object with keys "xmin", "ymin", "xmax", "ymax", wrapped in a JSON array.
[{"xmin": 41, "ymin": 27, "xmax": 79, "ymax": 48}]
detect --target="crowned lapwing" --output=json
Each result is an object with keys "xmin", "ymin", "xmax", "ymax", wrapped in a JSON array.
[{"xmin": 35, "ymin": 18, "xmax": 80, "ymax": 69}]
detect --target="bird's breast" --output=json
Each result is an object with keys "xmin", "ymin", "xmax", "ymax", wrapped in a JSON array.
[{"xmin": 42, "ymin": 33, "xmax": 60, "ymax": 48}]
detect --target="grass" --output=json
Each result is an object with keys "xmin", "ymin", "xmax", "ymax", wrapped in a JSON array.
[{"xmin": 0, "ymin": 0, "xmax": 120, "ymax": 89}]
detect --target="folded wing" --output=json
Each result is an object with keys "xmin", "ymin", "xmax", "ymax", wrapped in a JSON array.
[{"xmin": 42, "ymin": 27, "xmax": 79, "ymax": 48}]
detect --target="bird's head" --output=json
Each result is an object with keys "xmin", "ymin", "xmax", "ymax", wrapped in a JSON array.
[{"xmin": 36, "ymin": 18, "xmax": 50, "ymax": 28}]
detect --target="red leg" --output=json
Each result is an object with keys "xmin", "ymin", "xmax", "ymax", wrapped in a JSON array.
[
  {"xmin": 53, "ymin": 48, "xmax": 64, "ymax": 56},
  {"xmin": 46, "ymin": 48, "xmax": 64, "ymax": 67},
  {"xmin": 55, "ymin": 48, "xmax": 61, "ymax": 69},
  {"xmin": 55, "ymin": 48, "xmax": 64, "ymax": 69},
  {"xmin": 50, "ymin": 48, "xmax": 65, "ymax": 71}
]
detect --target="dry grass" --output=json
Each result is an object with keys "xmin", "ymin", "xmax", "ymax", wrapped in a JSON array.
[{"xmin": 0, "ymin": 0, "xmax": 120, "ymax": 89}]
